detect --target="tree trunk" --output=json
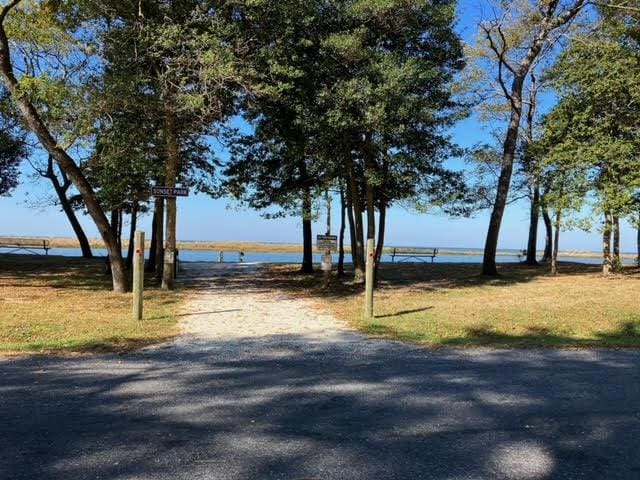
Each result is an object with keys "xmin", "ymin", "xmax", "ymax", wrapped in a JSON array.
[
  {"xmin": 0, "ymin": 18, "xmax": 128, "ymax": 292},
  {"xmin": 551, "ymin": 210, "xmax": 561, "ymax": 275},
  {"xmin": 338, "ymin": 187, "xmax": 346, "ymax": 278},
  {"xmin": 345, "ymin": 152, "xmax": 365, "ymax": 281},
  {"xmin": 110, "ymin": 209, "xmax": 121, "ymax": 250},
  {"xmin": 300, "ymin": 188, "xmax": 314, "ymax": 274},
  {"xmin": 154, "ymin": 196, "xmax": 165, "ymax": 280},
  {"xmin": 480, "ymin": 2, "xmax": 588, "ymax": 275},
  {"xmin": 603, "ymin": 212, "xmax": 613, "ymax": 275},
  {"xmin": 363, "ymin": 142, "xmax": 376, "ymax": 319},
  {"xmin": 45, "ymin": 156, "xmax": 93, "ymax": 259},
  {"xmin": 117, "ymin": 208, "xmax": 123, "ymax": 250},
  {"xmin": 613, "ymin": 214, "xmax": 621, "ymax": 270},
  {"xmin": 541, "ymin": 203, "xmax": 553, "ymax": 262},
  {"xmin": 345, "ymin": 185, "xmax": 356, "ymax": 257},
  {"xmin": 147, "ymin": 206, "xmax": 158, "ymax": 273},
  {"xmin": 126, "ymin": 202, "xmax": 138, "ymax": 270},
  {"xmin": 374, "ymin": 202, "xmax": 386, "ymax": 284},
  {"xmin": 525, "ymin": 185, "xmax": 540, "ymax": 265},
  {"xmin": 637, "ymin": 210, "xmax": 640, "ymax": 266},
  {"xmin": 161, "ymin": 108, "xmax": 180, "ymax": 291},
  {"xmin": 482, "ymin": 88, "xmax": 524, "ymax": 276}
]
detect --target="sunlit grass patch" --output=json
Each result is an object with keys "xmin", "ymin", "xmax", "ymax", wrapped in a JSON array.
[
  {"xmin": 266, "ymin": 262, "xmax": 640, "ymax": 348},
  {"xmin": 0, "ymin": 254, "xmax": 180, "ymax": 355}
]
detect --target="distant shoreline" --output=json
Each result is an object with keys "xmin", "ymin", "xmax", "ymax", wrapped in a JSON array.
[{"xmin": 12, "ymin": 237, "xmax": 637, "ymax": 260}]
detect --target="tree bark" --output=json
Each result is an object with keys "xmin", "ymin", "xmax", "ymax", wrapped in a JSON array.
[
  {"xmin": 338, "ymin": 187, "xmax": 346, "ymax": 278},
  {"xmin": 603, "ymin": 212, "xmax": 613, "ymax": 275},
  {"xmin": 126, "ymin": 201, "xmax": 138, "ymax": 270},
  {"xmin": 541, "ymin": 203, "xmax": 553, "ymax": 262},
  {"xmin": 525, "ymin": 185, "xmax": 540, "ymax": 265},
  {"xmin": 154, "ymin": 196, "xmax": 165, "ymax": 280},
  {"xmin": 0, "ymin": 9, "xmax": 127, "ymax": 292},
  {"xmin": 551, "ymin": 210, "xmax": 561, "ymax": 275},
  {"xmin": 147, "ymin": 205, "xmax": 158, "ymax": 273},
  {"xmin": 345, "ymin": 152, "xmax": 365, "ymax": 281},
  {"xmin": 374, "ymin": 202, "xmax": 386, "ymax": 284},
  {"xmin": 482, "ymin": 92, "xmax": 523, "ymax": 276},
  {"xmin": 300, "ymin": 188, "xmax": 314, "ymax": 274},
  {"xmin": 345, "ymin": 188, "xmax": 357, "ymax": 264},
  {"xmin": 363, "ymin": 141, "xmax": 376, "ymax": 319},
  {"xmin": 161, "ymin": 107, "xmax": 180, "ymax": 290},
  {"xmin": 637, "ymin": 210, "xmax": 640, "ymax": 266},
  {"xmin": 613, "ymin": 214, "xmax": 621, "ymax": 270},
  {"xmin": 110, "ymin": 209, "xmax": 120, "ymax": 247},
  {"xmin": 45, "ymin": 156, "xmax": 93, "ymax": 259}
]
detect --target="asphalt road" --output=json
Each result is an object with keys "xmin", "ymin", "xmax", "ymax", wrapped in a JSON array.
[{"xmin": 2, "ymin": 337, "xmax": 640, "ymax": 480}]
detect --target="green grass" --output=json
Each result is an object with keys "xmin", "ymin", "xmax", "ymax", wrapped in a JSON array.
[
  {"xmin": 0, "ymin": 254, "xmax": 180, "ymax": 355},
  {"xmin": 266, "ymin": 262, "xmax": 640, "ymax": 348}
]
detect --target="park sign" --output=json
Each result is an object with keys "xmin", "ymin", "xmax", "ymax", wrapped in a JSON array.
[
  {"xmin": 316, "ymin": 234, "xmax": 338, "ymax": 251},
  {"xmin": 151, "ymin": 186, "xmax": 190, "ymax": 198}
]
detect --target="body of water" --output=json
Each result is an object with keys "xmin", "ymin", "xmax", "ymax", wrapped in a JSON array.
[{"xmin": 39, "ymin": 247, "xmax": 636, "ymax": 266}]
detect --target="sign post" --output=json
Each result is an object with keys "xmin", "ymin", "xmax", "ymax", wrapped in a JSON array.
[
  {"xmin": 133, "ymin": 230, "xmax": 145, "ymax": 321},
  {"xmin": 151, "ymin": 186, "xmax": 189, "ymax": 290},
  {"xmin": 317, "ymin": 235, "xmax": 337, "ymax": 289}
]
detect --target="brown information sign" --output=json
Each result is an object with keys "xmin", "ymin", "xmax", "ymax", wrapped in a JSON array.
[
  {"xmin": 151, "ymin": 186, "xmax": 190, "ymax": 197},
  {"xmin": 316, "ymin": 234, "xmax": 338, "ymax": 251}
]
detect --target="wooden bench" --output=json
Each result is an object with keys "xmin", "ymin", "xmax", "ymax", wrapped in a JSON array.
[
  {"xmin": 391, "ymin": 247, "xmax": 438, "ymax": 263},
  {"xmin": 0, "ymin": 237, "xmax": 50, "ymax": 255}
]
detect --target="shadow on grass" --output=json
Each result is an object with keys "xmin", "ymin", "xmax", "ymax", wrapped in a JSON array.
[
  {"xmin": 0, "ymin": 254, "xmax": 114, "ymax": 290},
  {"xmin": 360, "ymin": 320, "xmax": 640, "ymax": 348},
  {"xmin": 375, "ymin": 307, "xmax": 434, "ymax": 319},
  {"xmin": 0, "ymin": 253, "xmax": 179, "ymax": 355},
  {"xmin": 255, "ymin": 261, "xmax": 639, "ymax": 302}
]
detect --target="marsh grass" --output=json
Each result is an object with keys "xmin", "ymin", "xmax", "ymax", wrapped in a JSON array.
[
  {"xmin": 265, "ymin": 262, "xmax": 640, "ymax": 348},
  {"xmin": 0, "ymin": 254, "xmax": 180, "ymax": 355}
]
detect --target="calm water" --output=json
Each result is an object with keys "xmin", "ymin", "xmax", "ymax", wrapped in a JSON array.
[{"xmin": 41, "ymin": 247, "xmax": 635, "ymax": 266}]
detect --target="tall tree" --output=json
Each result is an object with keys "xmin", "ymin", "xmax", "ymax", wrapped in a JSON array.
[
  {"xmin": 545, "ymin": 15, "xmax": 640, "ymax": 273},
  {"xmin": 0, "ymin": 0, "xmax": 129, "ymax": 291},
  {"xmin": 471, "ymin": 0, "xmax": 588, "ymax": 275}
]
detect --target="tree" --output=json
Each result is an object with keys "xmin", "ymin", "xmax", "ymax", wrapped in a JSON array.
[
  {"xmin": 29, "ymin": 154, "xmax": 93, "ymax": 258},
  {"xmin": 93, "ymin": 0, "xmax": 240, "ymax": 288},
  {"xmin": 221, "ymin": 0, "xmax": 338, "ymax": 274},
  {"xmin": 471, "ymin": 0, "xmax": 589, "ymax": 275},
  {"xmin": 0, "ymin": 92, "xmax": 26, "ymax": 196},
  {"xmin": 0, "ymin": 0, "xmax": 129, "ymax": 292},
  {"xmin": 319, "ymin": 0, "xmax": 465, "ymax": 317},
  {"xmin": 545, "ymin": 16, "xmax": 640, "ymax": 274}
]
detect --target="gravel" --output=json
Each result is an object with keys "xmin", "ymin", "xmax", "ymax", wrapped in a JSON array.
[{"xmin": 2, "ymin": 263, "xmax": 640, "ymax": 479}]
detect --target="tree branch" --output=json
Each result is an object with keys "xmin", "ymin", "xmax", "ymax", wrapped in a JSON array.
[{"xmin": 0, "ymin": 0, "xmax": 22, "ymax": 24}]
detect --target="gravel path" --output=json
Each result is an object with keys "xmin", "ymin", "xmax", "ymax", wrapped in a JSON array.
[
  {"xmin": 172, "ymin": 262, "xmax": 364, "ymax": 353},
  {"xmin": 3, "ymin": 262, "xmax": 640, "ymax": 479}
]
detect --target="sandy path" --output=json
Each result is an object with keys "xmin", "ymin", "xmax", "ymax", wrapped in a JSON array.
[{"xmin": 169, "ymin": 262, "xmax": 365, "ymax": 352}]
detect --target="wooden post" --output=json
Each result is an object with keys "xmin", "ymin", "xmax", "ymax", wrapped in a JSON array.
[
  {"xmin": 364, "ymin": 238, "xmax": 375, "ymax": 319},
  {"xmin": 133, "ymin": 230, "xmax": 145, "ymax": 320}
]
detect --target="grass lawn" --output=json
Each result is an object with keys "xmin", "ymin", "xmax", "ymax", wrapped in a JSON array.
[
  {"xmin": 266, "ymin": 262, "xmax": 640, "ymax": 348},
  {"xmin": 0, "ymin": 254, "xmax": 180, "ymax": 355}
]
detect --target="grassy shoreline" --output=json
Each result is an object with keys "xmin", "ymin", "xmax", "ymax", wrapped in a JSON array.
[{"xmin": 12, "ymin": 236, "xmax": 637, "ymax": 260}]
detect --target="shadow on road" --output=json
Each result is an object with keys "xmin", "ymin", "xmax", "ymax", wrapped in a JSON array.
[{"xmin": 2, "ymin": 338, "xmax": 640, "ymax": 479}]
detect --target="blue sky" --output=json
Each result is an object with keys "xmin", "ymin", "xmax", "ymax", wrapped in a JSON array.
[{"xmin": 0, "ymin": 1, "xmax": 636, "ymax": 252}]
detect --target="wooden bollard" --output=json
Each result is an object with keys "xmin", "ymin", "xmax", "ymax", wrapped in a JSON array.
[{"xmin": 133, "ymin": 230, "xmax": 145, "ymax": 320}]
